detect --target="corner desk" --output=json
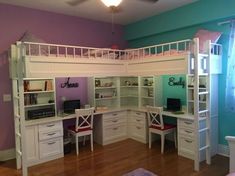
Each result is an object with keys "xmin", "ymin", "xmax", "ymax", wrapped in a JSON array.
[{"xmin": 24, "ymin": 107, "xmax": 195, "ymax": 167}]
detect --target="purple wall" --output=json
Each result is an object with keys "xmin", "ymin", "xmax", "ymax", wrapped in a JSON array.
[
  {"xmin": 55, "ymin": 77, "xmax": 88, "ymax": 110},
  {"xmin": 0, "ymin": 3, "xmax": 127, "ymax": 150}
]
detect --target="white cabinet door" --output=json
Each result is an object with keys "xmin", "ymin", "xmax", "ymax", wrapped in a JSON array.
[
  {"xmin": 25, "ymin": 125, "xmax": 39, "ymax": 164},
  {"xmin": 129, "ymin": 111, "xmax": 147, "ymax": 143},
  {"xmin": 39, "ymin": 138, "xmax": 63, "ymax": 159}
]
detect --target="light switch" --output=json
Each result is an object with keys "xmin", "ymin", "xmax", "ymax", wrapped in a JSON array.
[{"xmin": 3, "ymin": 94, "xmax": 12, "ymax": 102}]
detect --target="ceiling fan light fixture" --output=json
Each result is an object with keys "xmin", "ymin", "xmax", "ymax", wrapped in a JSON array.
[{"xmin": 101, "ymin": 0, "xmax": 122, "ymax": 7}]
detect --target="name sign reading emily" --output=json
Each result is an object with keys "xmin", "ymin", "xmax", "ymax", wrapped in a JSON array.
[
  {"xmin": 61, "ymin": 77, "xmax": 79, "ymax": 88},
  {"xmin": 168, "ymin": 77, "xmax": 185, "ymax": 88}
]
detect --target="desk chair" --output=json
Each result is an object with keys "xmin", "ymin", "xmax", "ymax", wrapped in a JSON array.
[
  {"xmin": 68, "ymin": 107, "xmax": 95, "ymax": 155},
  {"xmin": 147, "ymin": 106, "xmax": 177, "ymax": 154}
]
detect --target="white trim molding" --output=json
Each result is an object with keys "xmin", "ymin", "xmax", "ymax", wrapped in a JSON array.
[
  {"xmin": 218, "ymin": 144, "xmax": 229, "ymax": 157},
  {"xmin": 0, "ymin": 148, "xmax": 16, "ymax": 161}
]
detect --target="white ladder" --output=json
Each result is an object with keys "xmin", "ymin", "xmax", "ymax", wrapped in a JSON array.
[
  {"xmin": 11, "ymin": 43, "xmax": 28, "ymax": 176},
  {"xmin": 193, "ymin": 38, "xmax": 211, "ymax": 171}
]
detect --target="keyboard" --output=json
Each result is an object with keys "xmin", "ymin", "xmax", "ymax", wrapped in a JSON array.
[{"xmin": 172, "ymin": 111, "xmax": 185, "ymax": 115}]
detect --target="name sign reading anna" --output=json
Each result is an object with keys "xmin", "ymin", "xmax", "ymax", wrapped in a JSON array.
[{"xmin": 61, "ymin": 77, "xmax": 79, "ymax": 88}]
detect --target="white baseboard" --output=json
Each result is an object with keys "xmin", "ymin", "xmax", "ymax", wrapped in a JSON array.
[
  {"xmin": 0, "ymin": 148, "xmax": 16, "ymax": 161},
  {"xmin": 218, "ymin": 144, "xmax": 229, "ymax": 157}
]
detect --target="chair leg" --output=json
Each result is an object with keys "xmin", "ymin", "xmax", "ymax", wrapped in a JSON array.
[
  {"xmin": 90, "ymin": 134, "xmax": 93, "ymax": 152},
  {"xmin": 149, "ymin": 132, "xmax": 152, "ymax": 149},
  {"xmin": 161, "ymin": 134, "xmax": 165, "ymax": 154},
  {"xmin": 76, "ymin": 136, "xmax": 79, "ymax": 155},
  {"xmin": 174, "ymin": 130, "xmax": 177, "ymax": 148},
  {"xmin": 83, "ymin": 136, "xmax": 86, "ymax": 146}
]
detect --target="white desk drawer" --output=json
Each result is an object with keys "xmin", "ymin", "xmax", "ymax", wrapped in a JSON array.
[
  {"xmin": 131, "ymin": 111, "xmax": 145, "ymax": 118},
  {"xmin": 178, "ymin": 136, "xmax": 194, "ymax": 153},
  {"xmin": 39, "ymin": 137, "xmax": 63, "ymax": 159},
  {"xmin": 103, "ymin": 117, "xmax": 126, "ymax": 126},
  {"xmin": 130, "ymin": 123, "xmax": 146, "ymax": 140},
  {"xmin": 39, "ymin": 129, "xmax": 63, "ymax": 141},
  {"xmin": 178, "ymin": 128, "xmax": 194, "ymax": 138},
  {"xmin": 103, "ymin": 111, "xmax": 126, "ymax": 120},
  {"xmin": 103, "ymin": 123, "xmax": 127, "ymax": 140},
  {"xmin": 39, "ymin": 121, "xmax": 62, "ymax": 132},
  {"xmin": 131, "ymin": 116, "xmax": 145, "ymax": 125},
  {"xmin": 178, "ymin": 119, "xmax": 194, "ymax": 129}
]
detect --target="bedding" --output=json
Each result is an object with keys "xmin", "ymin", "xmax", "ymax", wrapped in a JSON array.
[
  {"xmin": 19, "ymin": 31, "xmax": 49, "ymax": 56},
  {"xmin": 194, "ymin": 29, "xmax": 221, "ymax": 53}
]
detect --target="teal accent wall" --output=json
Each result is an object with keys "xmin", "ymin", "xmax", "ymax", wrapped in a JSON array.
[
  {"xmin": 125, "ymin": 0, "xmax": 235, "ymax": 41},
  {"xmin": 124, "ymin": 0, "xmax": 235, "ymax": 146}
]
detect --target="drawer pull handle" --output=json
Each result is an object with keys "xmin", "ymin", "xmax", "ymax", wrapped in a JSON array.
[
  {"xmin": 47, "ymin": 124, "xmax": 55, "ymax": 127},
  {"xmin": 136, "ymin": 119, "xmax": 141, "ymax": 122},
  {"xmin": 136, "ymin": 126, "xmax": 141, "ymax": 129},
  {"xmin": 112, "ymin": 113, "xmax": 118, "ymax": 116},
  {"xmin": 184, "ymin": 122, "xmax": 192, "ymax": 125},
  {"xmin": 136, "ymin": 112, "xmax": 141, "ymax": 115},
  {"xmin": 47, "ymin": 132, "xmax": 56, "ymax": 136},
  {"xmin": 185, "ymin": 130, "xmax": 192, "ymax": 133},
  {"xmin": 113, "ymin": 127, "xmax": 118, "ymax": 130},
  {"xmin": 112, "ymin": 120, "xmax": 118, "ymax": 123},
  {"xmin": 185, "ymin": 139, "xmax": 193, "ymax": 143},
  {"xmin": 47, "ymin": 142, "xmax": 56, "ymax": 145}
]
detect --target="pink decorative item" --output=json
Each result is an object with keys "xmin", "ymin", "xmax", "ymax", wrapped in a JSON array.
[
  {"xmin": 111, "ymin": 44, "xmax": 119, "ymax": 49},
  {"xmin": 227, "ymin": 173, "xmax": 235, "ymax": 176},
  {"xmin": 194, "ymin": 29, "xmax": 221, "ymax": 53},
  {"xmin": 123, "ymin": 168, "xmax": 157, "ymax": 176}
]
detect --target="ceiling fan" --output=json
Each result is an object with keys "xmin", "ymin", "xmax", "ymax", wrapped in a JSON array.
[{"xmin": 67, "ymin": 0, "xmax": 159, "ymax": 12}]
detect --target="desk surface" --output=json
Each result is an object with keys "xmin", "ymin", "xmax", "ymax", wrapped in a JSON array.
[{"xmin": 25, "ymin": 107, "xmax": 194, "ymax": 126}]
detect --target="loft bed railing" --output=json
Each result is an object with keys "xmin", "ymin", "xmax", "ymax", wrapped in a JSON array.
[
  {"xmin": 21, "ymin": 39, "xmax": 222, "ymax": 60},
  {"xmin": 211, "ymin": 43, "xmax": 222, "ymax": 55}
]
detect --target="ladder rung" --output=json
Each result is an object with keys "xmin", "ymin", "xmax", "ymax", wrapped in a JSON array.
[
  {"xmin": 14, "ymin": 96, "xmax": 20, "ymax": 99},
  {"xmin": 198, "ymin": 91, "xmax": 209, "ymax": 95},
  {"xmin": 199, "ymin": 110, "xmax": 209, "ymax": 114},
  {"xmin": 199, "ymin": 127, "xmax": 209, "ymax": 133},
  {"xmin": 199, "ymin": 145, "xmax": 210, "ymax": 151},
  {"xmin": 199, "ymin": 117, "xmax": 207, "ymax": 121},
  {"xmin": 198, "ymin": 73, "xmax": 209, "ymax": 76},
  {"xmin": 199, "ymin": 53, "xmax": 209, "ymax": 57},
  {"xmin": 16, "ymin": 132, "xmax": 21, "ymax": 138},
  {"xmin": 16, "ymin": 150, "xmax": 22, "ymax": 156},
  {"xmin": 15, "ymin": 114, "xmax": 20, "ymax": 119}
]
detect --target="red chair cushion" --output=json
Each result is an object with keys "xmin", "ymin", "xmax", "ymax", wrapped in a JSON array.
[
  {"xmin": 150, "ymin": 124, "xmax": 176, "ymax": 131},
  {"xmin": 68, "ymin": 125, "xmax": 92, "ymax": 133}
]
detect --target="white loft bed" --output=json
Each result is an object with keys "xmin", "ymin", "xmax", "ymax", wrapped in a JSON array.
[
  {"xmin": 9, "ymin": 38, "xmax": 222, "ymax": 78},
  {"xmin": 9, "ymin": 38, "xmax": 223, "ymax": 176}
]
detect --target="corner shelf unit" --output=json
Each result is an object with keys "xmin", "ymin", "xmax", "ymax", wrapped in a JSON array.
[
  {"xmin": 140, "ymin": 76, "xmax": 155, "ymax": 107},
  {"xmin": 88, "ymin": 76, "xmax": 157, "ymax": 109},
  {"xmin": 120, "ymin": 76, "xmax": 139, "ymax": 107},
  {"xmin": 88, "ymin": 77, "xmax": 120, "ymax": 109}
]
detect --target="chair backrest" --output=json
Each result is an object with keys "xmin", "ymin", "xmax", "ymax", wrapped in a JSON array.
[
  {"xmin": 146, "ymin": 106, "xmax": 164, "ymax": 129},
  {"xmin": 75, "ymin": 107, "xmax": 95, "ymax": 131}
]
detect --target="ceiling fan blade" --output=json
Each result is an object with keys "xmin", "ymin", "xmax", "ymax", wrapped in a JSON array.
[
  {"xmin": 138, "ymin": 0, "xmax": 159, "ymax": 3},
  {"xmin": 67, "ymin": 0, "xmax": 87, "ymax": 6}
]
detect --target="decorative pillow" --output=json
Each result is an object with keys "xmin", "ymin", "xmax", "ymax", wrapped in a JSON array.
[
  {"xmin": 194, "ymin": 29, "xmax": 221, "ymax": 53},
  {"xmin": 19, "ymin": 31, "xmax": 48, "ymax": 56}
]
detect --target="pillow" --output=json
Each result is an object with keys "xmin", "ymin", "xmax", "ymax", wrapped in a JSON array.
[
  {"xmin": 194, "ymin": 29, "xmax": 221, "ymax": 53},
  {"xmin": 19, "ymin": 31, "xmax": 48, "ymax": 56}
]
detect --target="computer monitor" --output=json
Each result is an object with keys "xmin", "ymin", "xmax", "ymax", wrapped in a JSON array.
[
  {"xmin": 167, "ymin": 98, "xmax": 181, "ymax": 111},
  {"xmin": 63, "ymin": 99, "xmax": 80, "ymax": 114}
]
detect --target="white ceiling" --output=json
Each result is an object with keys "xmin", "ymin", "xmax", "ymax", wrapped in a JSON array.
[{"xmin": 0, "ymin": 0, "xmax": 197, "ymax": 25}]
